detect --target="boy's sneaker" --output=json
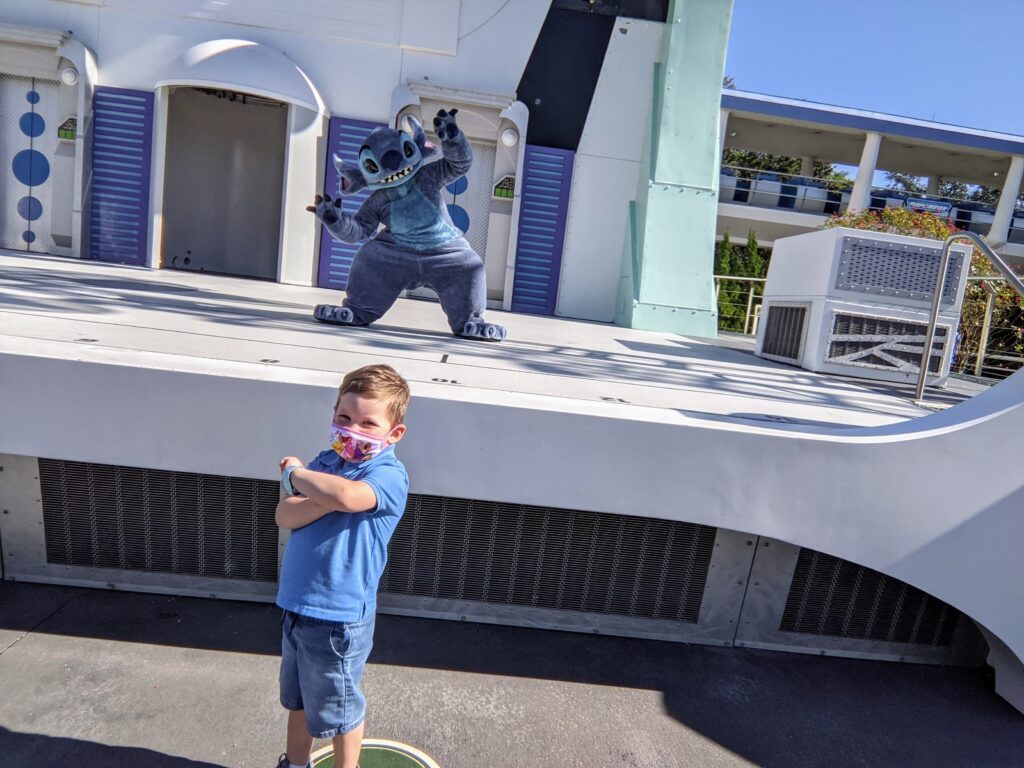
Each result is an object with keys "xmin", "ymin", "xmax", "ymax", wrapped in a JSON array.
[{"xmin": 274, "ymin": 755, "xmax": 311, "ymax": 768}]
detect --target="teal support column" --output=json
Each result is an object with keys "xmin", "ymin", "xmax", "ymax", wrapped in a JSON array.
[{"xmin": 615, "ymin": 0, "xmax": 734, "ymax": 337}]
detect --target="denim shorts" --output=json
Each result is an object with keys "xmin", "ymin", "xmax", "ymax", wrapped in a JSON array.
[{"xmin": 279, "ymin": 610, "xmax": 376, "ymax": 738}]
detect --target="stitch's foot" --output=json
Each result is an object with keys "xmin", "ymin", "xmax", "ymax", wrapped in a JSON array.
[
  {"xmin": 459, "ymin": 319, "xmax": 506, "ymax": 342},
  {"xmin": 313, "ymin": 304, "xmax": 361, "ymax": 326}
]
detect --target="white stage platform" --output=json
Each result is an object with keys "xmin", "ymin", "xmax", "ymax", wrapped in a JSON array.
[
  {"xmin": 0, "ymin": 252, "xmax": 975, "ymax": 430},
  {"xmin": 3, "ymin": 252, "xmax": 1023, "ymax": 715}
]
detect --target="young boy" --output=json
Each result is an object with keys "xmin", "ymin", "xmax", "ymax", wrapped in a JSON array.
[{"xmin": 274, "ymin": 364, "xmax": 410, "ymax": 768}]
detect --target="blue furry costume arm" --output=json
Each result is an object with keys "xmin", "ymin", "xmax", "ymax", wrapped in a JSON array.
[
  {"xmin": 314, "ymin": 195, "xmax": 381, "ymax": 243},
  {"xmin": 307, "ymin": 109, "xmax": 506, "ymax": 341}
]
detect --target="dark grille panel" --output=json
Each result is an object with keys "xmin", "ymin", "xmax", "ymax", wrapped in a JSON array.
[
  {"xmin": 761, "ymin": 305, "xmax": 807, "ymax": 360},
  {"xmin": 780, "ymin": 549, "xmax": 959, "ymax": 646},
  {"xmin": 836, "ymin": 238, "xmax": 963, "ymax": 305},
  {"xmin": 828, "ymin": 313, "xmax": 946, "ymax": 373},
  {"xmin": 39, "ymin": 459, "xmax": 279, "ymax": 581},
  {"xmin": 382, "ymin": 495, "xmax": 717, "ymax": 623}
]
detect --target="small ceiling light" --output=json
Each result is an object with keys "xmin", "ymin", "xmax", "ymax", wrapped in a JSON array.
[
  {"xmin": 60, "ymin": 66, "xmax": 78, "ymax": 86},
  {"xmin": 993, "ymin": 171, "xmax": 1001, "ymax": 177},
  {"xmin": 728, "ymin": 131, "xmax": 737, "ymax": 137},
  {"xmin": 500, "ymin": 128, "xmax": 519, "ymax": 147}
]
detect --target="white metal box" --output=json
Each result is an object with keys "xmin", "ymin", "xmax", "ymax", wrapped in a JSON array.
[{"xmin": 755, "ymin": 227, "xmax": 971, "ymax": 385}]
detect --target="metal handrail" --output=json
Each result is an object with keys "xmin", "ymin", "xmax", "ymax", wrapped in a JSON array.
[{"xmin": 914, "ymin": 230, "xmax": 1024, "ymax": 402}]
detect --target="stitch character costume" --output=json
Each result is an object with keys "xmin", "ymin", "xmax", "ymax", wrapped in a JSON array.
[{"xmin": 307, "ymin": 109, "xmax": 507, "ymax": 341}]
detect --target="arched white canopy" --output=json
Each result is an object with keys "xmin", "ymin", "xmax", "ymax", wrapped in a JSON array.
[{"xmin": 155, "ymin": 39, "xmax": 325, "ymax": 115}]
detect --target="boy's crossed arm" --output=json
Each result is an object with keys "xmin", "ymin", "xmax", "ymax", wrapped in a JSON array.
[{"xmin": 274, "ymin": 456, "xmax": 378, "ymax": 530}]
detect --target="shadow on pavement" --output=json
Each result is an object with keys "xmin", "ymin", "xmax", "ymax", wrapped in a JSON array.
[
  {"xmin": 0, "ymin": 727, "xmax": 227, "ymax": 768},
  {"xmin": 3, "ymin": 583, "xmax": 1023, "ymax": 767}
]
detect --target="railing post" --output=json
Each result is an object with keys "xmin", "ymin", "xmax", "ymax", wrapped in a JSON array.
[
  {"xmin": 914, "ymin": 231, "xmax": 1024, "ymax": 403},
  {"xmin": 974, "ymin": 285, "xmax": 997, "ymax": 377},
  {"xmin": 744, "ymin": 283, "xmax": 756, "ymax": 335}
]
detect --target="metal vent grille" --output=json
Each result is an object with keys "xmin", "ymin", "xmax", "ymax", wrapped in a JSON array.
[
  {"xmin": 382, "ymin": 495, "xmax": 717, "ymax": 623},
  {"xmin": 39, "ymin": 459, "xmax": 279, "ymax": 581},
  {"xmin": 761, "ymin": 304, "xmax": 807, "ymax": 360},
  {"xmin": 780, "ymin": 549, "xmax": 958, "ymax": 646},
  {"xmin": 836, "ymin": 237, "xmax": 963, "ymax": 305},
  {"xmin": 827, "ymin": 312, "xmax": 946, "ymax": 374},
  {"xmin": 441, "ymin": 139, "xmax": 495, "ymax": 260}
]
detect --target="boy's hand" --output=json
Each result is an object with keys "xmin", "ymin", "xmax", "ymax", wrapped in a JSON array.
[{"xmin": 280, "ymin": 456, "xmax": 304, "ymax": 472}]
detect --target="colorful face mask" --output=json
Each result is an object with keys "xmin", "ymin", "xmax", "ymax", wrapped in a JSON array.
[{"xmin": 330, "ymin": 423, "xmax": 390, "ymax": 463}]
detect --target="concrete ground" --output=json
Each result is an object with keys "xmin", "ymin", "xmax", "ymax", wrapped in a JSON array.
[{"xmin": 1, "ymin": 582, "xmax": 1022, "ymax": 768}]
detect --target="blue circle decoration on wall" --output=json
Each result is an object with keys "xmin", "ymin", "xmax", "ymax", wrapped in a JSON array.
[
  {"xmin": 17, "ymin": 196, "xmax": 43, "ymax": 221},
  {"xmin": 19, "ymin": 112, "xmax": 45, "ymax": 138},
  {"xmin": 12, "ymin": 149, "xmax": 50, "ymax": 186},
  {"xmin": 447, "ymin": 204, "xmax": 469, "ymax": 233},
  {"xmin": 22, "ymin": 230, "xmax": 36, "ymax": 244},
  {"xmin": 446, "ymin": 176, "xmax": 468, "ymax": 195},
  {"xmin": 26, "ymin": 90, "xmax": 40, "ymax": 104}
]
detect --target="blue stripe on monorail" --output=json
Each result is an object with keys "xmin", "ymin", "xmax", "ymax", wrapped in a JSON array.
[{"xmin": 721, "ymin": 93, "xmax": 1024, "ymax": 156}]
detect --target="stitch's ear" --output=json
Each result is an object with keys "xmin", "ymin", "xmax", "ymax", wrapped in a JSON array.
[
  {"xmin": 333, "ymin": 153, "xmax": 367, "ymax": 195},
  {"xmin": 402, "ymin": 114, "xmax": 437, "ymax": 159}
]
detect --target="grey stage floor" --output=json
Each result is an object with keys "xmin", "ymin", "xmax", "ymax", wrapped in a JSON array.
[{"xmin": 0, "ymin": 252, "xmax": 984, "ymax": 431}]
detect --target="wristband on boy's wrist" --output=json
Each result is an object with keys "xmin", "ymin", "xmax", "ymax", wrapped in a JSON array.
[{"xmin": 281, "ymin": 465, "xmax": 302, "ymax": 496}]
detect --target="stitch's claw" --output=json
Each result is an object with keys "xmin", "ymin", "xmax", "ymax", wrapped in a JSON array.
[
  {"xmin": 307, "ymin": 193, "xmax": 343, "ymax": 226},
  {"xmin": 313, "ymin": 304, "xmax": 361, "ymax": 326},
  {"xmin": 460, "ymin": 319, "xmax": 506, "ymax": 342},
  {"xmin": 433, "ymin": 108, "xmax": 461, "ymax": 142}
]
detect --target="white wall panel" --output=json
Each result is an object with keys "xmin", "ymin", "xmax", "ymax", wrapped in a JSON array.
[
  {"xmin": 576, "ymin": 18, "xmax": 661, "ymax": 163},
  {"xmin": 91, "ymin": 11, "xmax": 401, "ymax": 122},
  {"xmin": 555, "ymin": 17, "xmax": 662, "ymax": 322},
  {"xmin": 0, "ymin": 4, "xmax": 101, "ymax": 51},
  {"xmin": 101, "ymin": 0, "xmax": 403, "ymax": 46},
  {"xmin": 400, "ymin": 0, "xmax": 459, "ymax": 55},
  {"xmin": 556, "ymin": 155, "xmax": 637, "ymax": 321},
  {"xmin": 400, "ymin": 0, "xmax": 548, "ymax": 95}
]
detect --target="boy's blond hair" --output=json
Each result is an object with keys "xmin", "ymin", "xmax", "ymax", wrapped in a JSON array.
[{"xmin": 336, "ymin": 364, "xmax": 410, "ymax": 426}]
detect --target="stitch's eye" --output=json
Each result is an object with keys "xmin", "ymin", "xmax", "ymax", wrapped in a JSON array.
[
  {"xmin": 363, "ymin": 158, "xmax": 379, "ymax": 174},
  {"xmin": 403, "ymin": 142, "xmax": 415, "ymax": 159}
]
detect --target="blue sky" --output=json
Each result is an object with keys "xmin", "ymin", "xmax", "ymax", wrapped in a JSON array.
[{"xmin": 725, "ymin": 0, "xmax": 1024, "ymax": 137}]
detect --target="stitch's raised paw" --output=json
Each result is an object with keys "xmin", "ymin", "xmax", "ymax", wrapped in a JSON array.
[
  {"xmin": 306, "ymin": 193, "xmax": 342, "ymax": 226},
  {"xmin": 313, "ymin": 304, "xmax": 359, "ymax": 326},
  {"xmin": 460, "ymin": 319, "xmax": 506, "ymax": 342},
  {"xmin": 433, "ymin": 108, "xmax": 461, "ymax": 142}
]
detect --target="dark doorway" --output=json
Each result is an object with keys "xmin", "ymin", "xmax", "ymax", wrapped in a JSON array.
[{"xmin": 161, "ymin": 87, "xmax": 287, "ymax": 280}]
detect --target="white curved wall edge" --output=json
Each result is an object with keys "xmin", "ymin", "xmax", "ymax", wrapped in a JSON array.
[
  {"xmin": 154, "ymin": 39, "xmax": 327, "ymax": 115},
  {"xmin": 0, "ymin": 345, "xmax": 1021, "ymax": 709}
]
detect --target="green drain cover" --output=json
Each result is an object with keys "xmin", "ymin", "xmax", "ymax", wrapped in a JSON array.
[{"xmin": 311, "ymin": 739, "xmax": 440, "ymax": 768}]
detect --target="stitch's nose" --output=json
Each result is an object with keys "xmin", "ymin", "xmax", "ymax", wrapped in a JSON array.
[{"xmin": 380, "ymin": 150, "xmax": 403, "ymax": 172}]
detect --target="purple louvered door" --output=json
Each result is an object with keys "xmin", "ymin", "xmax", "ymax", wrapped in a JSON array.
[
  {"xmin": 89, "ymin": 87, "xmax": 154, "ymax": 265},
  {"xmin": 316, "ymin": 116, "xmax": 384, "ymax": 290},
  {"xmin": 510, "ymin": 145, "xmax": 574, "ymax": 315}
]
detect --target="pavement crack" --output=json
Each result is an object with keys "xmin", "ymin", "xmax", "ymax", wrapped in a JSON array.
[{"xmin": 0, "ymin": 595, "xmax": 78, "ymax": 657}]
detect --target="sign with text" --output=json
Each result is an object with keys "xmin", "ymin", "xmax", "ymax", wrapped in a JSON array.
[{"xmin": 906, "ymin": 198, "xmax": 953, "ymax": 216}]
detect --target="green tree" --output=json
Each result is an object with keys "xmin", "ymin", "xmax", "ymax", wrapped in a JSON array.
[
  {"xmin": 714, "ymin": 229, "xmax": 770, "ymax": 333},
  {"xmin": 715, "ymin": 230, "xmax": 734, "ymax": 274},
  {"xmin": 884, "ymin": 171, "xmax": 999, "ymax": 206},
  {"xmin": 745, "ymin": 228, "xmax": 764, "ymax": 278}
]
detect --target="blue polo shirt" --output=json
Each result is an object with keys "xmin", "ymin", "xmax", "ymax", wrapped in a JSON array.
[{"xmin": 276, "ymin": 446, "xmax": 409, "ymax": 623}]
